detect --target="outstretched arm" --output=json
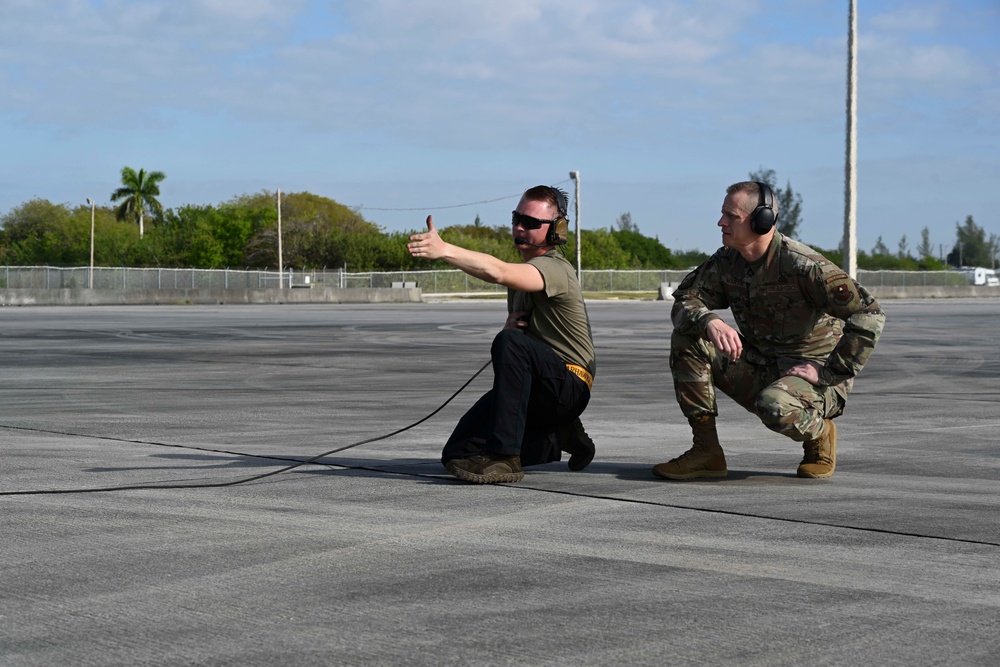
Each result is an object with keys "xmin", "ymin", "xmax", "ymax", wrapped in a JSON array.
[{"xmin": 408, "ymin": 216, "xmax": 545, "ymax": 292}]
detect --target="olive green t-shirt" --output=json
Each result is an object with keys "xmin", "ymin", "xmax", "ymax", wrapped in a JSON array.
[{"xmin": 507, "ymin": 250, "xmax": 596, "ymax": 378}]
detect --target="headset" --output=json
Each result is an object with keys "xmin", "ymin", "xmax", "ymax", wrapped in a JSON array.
[
  {"xmin": 750, "ymin": 181, "xmax": 779, "ymax": 235},
  {"xmin": 545, "ymin": 186, "xmax": 570, "ymax": 246},
  {"xmin": 513, "ymin": 186, "xmax": 570, "ymax": 247}
]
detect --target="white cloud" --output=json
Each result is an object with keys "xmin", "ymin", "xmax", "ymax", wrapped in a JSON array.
[{"xmin": 1, "ymin": 0, "xmax": 998, "ymax": 252}]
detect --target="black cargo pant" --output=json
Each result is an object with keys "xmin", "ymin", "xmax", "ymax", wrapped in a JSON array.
[{"xmin": 441, "ymin": 328, "xmax": 591, "ymax": 467}]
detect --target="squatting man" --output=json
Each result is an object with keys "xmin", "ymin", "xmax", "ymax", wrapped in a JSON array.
[
  {"xmin": 654, "ymin": 181, "xmax": 886, "ymax": 480},
  {"xmin": 407, "ymin": 185, "xmax": 597, "ymax": 484}
]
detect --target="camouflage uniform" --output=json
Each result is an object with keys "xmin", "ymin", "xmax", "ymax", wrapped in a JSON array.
[{"xmin": 671, "ymin": 232, "xmax": 886, "ymax": 442}]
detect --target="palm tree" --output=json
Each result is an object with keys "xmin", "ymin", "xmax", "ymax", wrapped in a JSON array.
[{"xmin": 110, "ymin": 166, "xmax": 166, "ymax": 238}]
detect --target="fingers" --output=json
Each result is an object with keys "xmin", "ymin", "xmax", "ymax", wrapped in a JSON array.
[
  {"xmin": 782, "ymin": 362, "xmax": 821, "ymax": 385},
  {"xmin": 719, "ymin": 339, "xmax": 740, "ymax": 361},
  {"xmin": 408, "ymin": 216, "xmax": 438, "ymax": 258},
  {"xmin": 706, "ymin": 320, "xmax": 741, "ymax": 361},
  {"xmin": 409, "ymin": 215, "xmax": 436, "ymax": 243}
]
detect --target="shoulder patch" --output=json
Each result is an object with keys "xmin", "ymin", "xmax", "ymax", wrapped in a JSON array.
[{"xmin": 831, "ymin": 282, "xmax": 855, "ymax": 306}]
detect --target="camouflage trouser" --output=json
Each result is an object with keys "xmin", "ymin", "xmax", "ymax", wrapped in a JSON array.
[{"xmin": 670, "ymin": 329, "xmax": 845, "ymax": 442}]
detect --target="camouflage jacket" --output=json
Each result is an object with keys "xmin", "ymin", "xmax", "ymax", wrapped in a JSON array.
[{"xmin": 671, "ymin": 232, "xmax": 886, "ymax": 396}]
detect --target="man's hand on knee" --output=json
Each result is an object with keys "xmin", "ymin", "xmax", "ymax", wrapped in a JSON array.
[
  {"xmin": 783, "ymin": 361, "xmax": 823, "ymax": 385},
  {"xmin": 706, "ymin": 319, "xmax": 742, "ymax": 361}
]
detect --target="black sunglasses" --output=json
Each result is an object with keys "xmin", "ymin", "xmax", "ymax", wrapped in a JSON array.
[{"xmin": 511, "ymin": 211, "xmax": 556, "ymax": 230}]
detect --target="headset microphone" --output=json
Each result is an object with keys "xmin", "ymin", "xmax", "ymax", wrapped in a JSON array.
[{"xmin": 514, "ymin": 236, "xmax": 549, "ymax": 248}]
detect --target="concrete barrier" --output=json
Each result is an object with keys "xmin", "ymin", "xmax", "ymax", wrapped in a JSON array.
[
  {"xmin": 867, "ymin": 285, "xmax": 1000, "ymax": 299},
  {"xmin": 654, "ymin": 285, "xmax": 1000, "ymax": 300},
  {"xmin": 2, "ymin": 285, "xmax": 998, "ymax": 307},
  {"xmin": 0, "ymin": 287, "xmax": 423, "ymax": 307}
]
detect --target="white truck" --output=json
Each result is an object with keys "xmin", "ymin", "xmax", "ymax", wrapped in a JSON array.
[{"xmin": 962, "ymin": 267, "xmax": 1000, "ymax": 287}]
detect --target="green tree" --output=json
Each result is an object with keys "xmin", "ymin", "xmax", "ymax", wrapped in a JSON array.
[
  {"xmin": 580, "ymin": 228, "xmax": 633, "ymax": 269},
  {"xmin": 615, "ymin": 212, "xmax": 638, "ymax": 233},
  {"xmin": 156, "ymin": 205, "xmax": 232, "ymax": 267},
  {"xmin": 947, "ymin": 215, "xmax": 997, "ymax": 268},
  {"xmin": 672, "ymin": 248, "xmax": 710, "ymax": 268},
  {"xmin": 110, "ymin": 166, "xmax": 166, "ymax": 238},
  {"xmin": 748, "ymin": 167, "xmax": 803, "ymax": 239},
  {"xmin": 0, "ymin": 199, "xmax": 73, "ymax": 264},
  {"xmin": 916, "ymin": 227, "xmax": 934, "ymax": 259},
  {"xmin": 897, "ymin": 235, "xmax": 910, "ymax": 259},
  {"xmin": 871, "ymin": 236, "xmax": 890, "ymax": 256},
  {"xmin": 243, "ymin": 191, "xmax": 371, "ymax": 269},
  {"xmin": 612, "ymin": 229, "xmax": 675, "ymax": 268},
  {"xmin": 0, "ymin": 198, "xmax": 141, "ymax": 267}
]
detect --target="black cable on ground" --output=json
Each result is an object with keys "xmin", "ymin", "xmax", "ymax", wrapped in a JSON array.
[
  {"xmin": 4, "ymin": 360, "xmax": 998, "ymax": 551},
  {"xmin": 331, "ymin": 464, "xmax": 1000, "ymax": 549},
  {"xmin": 0, "ymin": 360, "xmax": 492, "ymax": 496}
]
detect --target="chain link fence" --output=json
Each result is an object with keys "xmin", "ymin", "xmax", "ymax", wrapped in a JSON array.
[{"xmin": 0, "ymin": 265, "xmax": 984, "ymax": 292}]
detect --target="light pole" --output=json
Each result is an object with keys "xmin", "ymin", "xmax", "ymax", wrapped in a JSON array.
[
  {"xmin": 569, "ymin": 171, "xmax": 581, "ymax": 279},
  {"xmin": 842, "ymin": 0, "xmax": 858, "ymax": 278},
  {"xmin": 277, "ymin": 188, "xmax": 284, "ymax": 289},
  {"xmin": 86, "ymin": 198, "xmax": 95, "ymax": 289}
]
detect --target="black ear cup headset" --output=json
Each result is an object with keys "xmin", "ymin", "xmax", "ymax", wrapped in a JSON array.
[
  {"xmin": 545, "ymin": 186, "xmax": 570, "ymax": 246},
  {"xmin": 750, "ymin": 181, "xmax": 779, "ymax": 235}
]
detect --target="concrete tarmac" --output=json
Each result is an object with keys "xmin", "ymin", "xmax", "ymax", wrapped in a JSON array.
[{"xmin": 2, "ymin": 299, "xmax": 999, "ymax": 666}]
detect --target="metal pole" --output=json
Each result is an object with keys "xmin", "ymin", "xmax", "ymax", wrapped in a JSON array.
[
  {"xmin": 86, "ymin": 198, "xmax": 95, "ymax": 288},
  {"xmin": 842, "ymin": 0, "xmax": 858, "ymax": 278},
  {"xmin": 277, "ymin": 188, "xmax": 284, "ymax": 289},
  {"xmin": 569, "ymin": 171, "xmax": 581, "ymax": 279}
]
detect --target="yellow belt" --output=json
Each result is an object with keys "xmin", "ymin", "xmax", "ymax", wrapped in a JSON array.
[{"xmin": 566, "ymin": 364, "xmax": 594, "ymax": 390}]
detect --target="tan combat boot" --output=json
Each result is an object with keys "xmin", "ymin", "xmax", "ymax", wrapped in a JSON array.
[
  {"xmin": 797, "ymin": 419, "xmax": 837, "ymax": 478},
  {"xmin": 652, "ymin": 415, "xmax": 728, "ymax": 480}
]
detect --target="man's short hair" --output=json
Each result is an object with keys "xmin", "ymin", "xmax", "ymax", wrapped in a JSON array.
[
  {"xmin": 727, "ymin": 181, "xmax": 780, "ymax": 217},
  {"xmin": 522, "ymin": 185, "xmax": 569, "ymax": 218}
]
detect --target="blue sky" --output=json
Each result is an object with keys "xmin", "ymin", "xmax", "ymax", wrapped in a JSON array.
[{"xmin": 1, "ymin": 0, "xmax": 997, "ymax": 255}]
